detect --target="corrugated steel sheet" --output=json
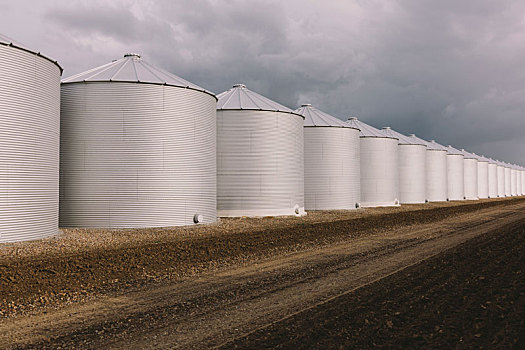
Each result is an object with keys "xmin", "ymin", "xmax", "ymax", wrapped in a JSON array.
[
  {"xmin": 217, "ymin": 110, "xmax": 305, "ymax": 216},
  {"xmin": 497, "ymin": 164, "xmax": 505, "ymax": 197},
  {"xmin": 295, "ymin": 104, "xmax": 360, "ymax": 210},
  {"xmin": 487, "ymin": 160, "xmax": 498, "ymax": 198},
  {"xmin": 477, "ymin": 158, "xmax": 489, "ymax": 199},
  {"xmin": 381, "ymin": 128, "xmax": 426, "ymax": 204},
  {"xmin": 510, "ymin": 167, "xmax": 517, "ymax": 196},
  {"xmin": 445, "ymin": 146, "xmax": 464, "ymax": 201},
  {"xmin": 0, "ymin": 38, "xmax": 61, "ymax": 242},
  {"xmin": 409, "ymin": 136, "xmax": 447, "ymax": 202},
  {"xmin": 359, "ymin": 137, "xmax": 399, "ymax": 207},
  {"xmin": 60, "ymin": 70, "xmax": 217, "ymax": 227},
  {"xmin": 504, "ymin": 165, "xmax": 511, "ymax": 197}
]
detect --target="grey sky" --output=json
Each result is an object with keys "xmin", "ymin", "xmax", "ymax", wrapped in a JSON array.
[{"xmin": 1, "ymin": 0, "xmax": 524, "ymax": 165}]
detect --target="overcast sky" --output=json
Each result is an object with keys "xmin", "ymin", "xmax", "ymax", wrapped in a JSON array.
[{"xmin": 1, "ymin": 0, "xmax": 524, "ymax": 165}]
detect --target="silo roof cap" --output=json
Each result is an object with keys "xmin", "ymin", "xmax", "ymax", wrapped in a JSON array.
[
  {"xmin": 0, "ymin": 32, "xmax": 63, "ymax": 74},
  {"xmin": 294, "ymin": 104, "xmax": 358, "ymax": 129},
  {"xmin": 216, "ymin": 84, "xmax": 302, "ymax": 117},
  {"xmin": 346, "ymin": 118, "xmax": 397, "ymax": 139},
  {"xmin": 445, "ymin": 145, "xmax": 464, "ymax": 156},
  {"xmin": 381, "ymin": 127, "xmax": 426, "ymax": 146},
  {"xmin": 61, "ymin": 53, "xmax": 215, "ymax": 98}
]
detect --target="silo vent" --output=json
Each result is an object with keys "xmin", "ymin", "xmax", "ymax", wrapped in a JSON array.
[
  {"xmin": 232, "ymin": 83, "xmax": 246, "ymax": 88},
  {"xmin": 301, "ymin": 103, "xmax": 312, "ymax": 107},
  {"xmin": 193, "ymin": 214, "xmax": 204, "ymax": 224},
  {"xmin": 124, "ymin": 53, "xmax": 141, "ymax": 59}
]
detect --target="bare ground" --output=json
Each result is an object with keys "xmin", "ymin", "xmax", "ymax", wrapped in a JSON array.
[{"xmin": 0, "ymin": 197, "xmax": 524, "ymax": 349}]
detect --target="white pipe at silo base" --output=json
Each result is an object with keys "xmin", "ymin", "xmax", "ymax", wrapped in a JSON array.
[
  {"xmin": 487, "ymin": 163, "xmax": 498, "ymax": 198},
  {"xmin": 360, "ymin": 137, "xmax": 399, "ymax": 207},
  {"xmin": 497, "ymin": 165, "xmax": 505, "ymax": 197},
  {"xmin": 397, "ymin": 144, "xmax": 426, "ymax": 204},
  {"xmin": 446, "ymin": 154, "xmax": 464, "ymax": 201},
  {"xmin": 510, "ymin": 168, "xmax": 517, "ymax": 196},
  {"xmin": 477, "ymin": 160, "xmax": 489, "ymax": 199},
  {"xmin": 504, "ymin": 167, "xmax": 511, "ymax": 196},
  {"xmin": 426, "ymin": 150, "xmax": 448, "ymax": 202}
]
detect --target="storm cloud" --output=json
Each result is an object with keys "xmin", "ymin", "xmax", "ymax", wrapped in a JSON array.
[{"xmin": 1, "ymin": 0, "xmax": 524, "ymax": 164}]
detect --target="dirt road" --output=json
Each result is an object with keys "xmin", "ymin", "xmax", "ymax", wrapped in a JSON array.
[{"xmin": 1, "ymin": 198, "xmax": 524, "ymax": 349}]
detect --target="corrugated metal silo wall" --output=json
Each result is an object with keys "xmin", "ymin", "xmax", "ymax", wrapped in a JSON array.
[
  {"xmin": 217, "ymin": 110, "xmax": 304, "ymax": 217},
  {"xmin": 425, "ymin": 150, "xmax": 447, "ymax": 202},
  {"xmin": 517, "ymin": 169, "xmax": 522, "ymax": 196},
  {"xmin": 398, "ymin": 144, "xmax": 426, "ymax": 204},
  {"xmin": 303, "ymin": 127, "xmax": 360, "ymax": 210},
  {"xmin": 497, "ymin": 166, "xmax": 505, "ymax": 197},
  {"xmin": 463, "ymin": 159, "xmax": 478, "ymax": 200},
  {"xmin": 60, "ymin": 83, "xmax": 217, "ymax": 228},
  {"xmin": 504, "ymin": 167, "xmax": 511, "ymax": 196},
  {"xmin": 359, "ymin": 137, "xmax": 399, "ymax": 207},
  {"xmin": 477, "ymin": 161, "xmax": 489, "ymax": 199},
  {"xmin": 446, "ymin": 154, "xmax": 464, "ymax": 201},
  {"xmin": 522, "ymin": 170, "xmax": 525, "ymax": 195},
  {"xmin": 487, "ymin": 163, "xmax": 498, "ymax": 198},
  {"xmin": 510, "ymin": 169, "xmax": 517, "ymax": 196},
  {"xmin": 0, "ymin": 45, "xmax": 60, "ymax": 242}
]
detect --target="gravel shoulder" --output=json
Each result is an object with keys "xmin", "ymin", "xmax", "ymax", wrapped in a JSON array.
[{"xmin": 0, "ymin": 198, "xmax": 524, "ymax": 349}]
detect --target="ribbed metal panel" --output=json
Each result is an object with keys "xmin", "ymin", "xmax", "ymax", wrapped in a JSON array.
[
  {"xmin": 303, "ymin": 127, "xmax": 360, "ymax": 210},
  {"xmin": 463, "ymin": 158, "xmax": 478, "ymax": 200},
  {"xmin": 504, "ymin": 167, "xmax": 511, "ymax": 197},
  {"xmin": 446, "ymin": 154, "xmax": 464, "ymax": 201},
  {"xmin": 360, "ymin": 137, "xmax": 399, "ymax": 207},
  {"xmin": 217, "ymin": 110, "xmax": 305, "ymax": 217},
  {"xmin": 398, "ymin": 144, "xmax": 426, "ymax": 204},
  {"xmin": 0, "ymin": 44, "xmax": 60, "ymax": 243},
  {"xmin": 425, "ymin": 150, "xmax": 448, "ymax": 202},
  {"xmin": 497, "ymin": 165, "xmax": 505, "ymax": 197},
  {"xmin": 517, "ymin": 168, "xmax": 522, "ymax": 196},
  {"xmin": 60, "ymin": 82, "xmax": 217, "ymax": 228},
  {"xmin": 521, "ymin": 170, "xmax": 525, "ymax": 196},
  {"xmin": 487, "ymin": 163, "xmax": 498, "ymax": 198},
  {"xmin": 510, "ymin": 168, "xmax": 517, "ymax": 196},
  {"xmin": 477, "ymin": 160, "xmax": 489, "ymax": 199}
]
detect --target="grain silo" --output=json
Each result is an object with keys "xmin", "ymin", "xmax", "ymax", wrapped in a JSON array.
[
  {"xmin": 409, "ymin": 138, "xmax": 448, "ymax": 202},
  {"xmin": 216, "ymin": 84, "xmax": 305, "ymax": 217},
  {"xmin": 504, "ymin": 163, "xmax": 511, "ymax": 197},
  {"xmin": 294, "ymin": 104, "xmax": 360, "ymax": 210},
  {"xmin": 521, "ymin": 167, "xmax": 525, "ymax": 196},
  {"xmin": 347, "ymin": 118, "xmax": 399, "ymax": 207},
  {"xmin": 510, "ymin": 165, "xmax": 517, "ymax": 196},
  {"xmin": 476, "ymin": 154, "xmax": 489, "ymax": 199},
  {"xmin": 460, "ymin": 149, "xmax": 479, "ymax": 200},
  {"xmin": 381, "ymin": 128, "xmax": 426, "ymax": 204},
  {"xmin": 60, "ymin": 54, "xmax": 217, "ymax": 228},
  {"xmin": 497, "ymin": 161, "xmax": 506, "ymax": 197},
  {"xmin": 514, "ymin": 165, "xmax": 523, "ymax": 196},
  {"xmin": 0, "ymin": 34, "xmax": 62, "ymax": 242},
  {"xmin": 445, "ymin": 145, "xmax": 465, "ymax": 201},
  {"xmin": 487, "ymin": 158, "xmax": 498, "ymax": 198}
]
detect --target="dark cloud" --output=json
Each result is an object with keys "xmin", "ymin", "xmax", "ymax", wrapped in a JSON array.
[{"xmin": 0, "ymin": 0, "xmax": 523, "ymax": 165}]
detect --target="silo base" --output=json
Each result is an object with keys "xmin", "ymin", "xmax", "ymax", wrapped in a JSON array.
[{"xmin": 218, "ymin": 207, "xmax": 307, "ymax": 218}]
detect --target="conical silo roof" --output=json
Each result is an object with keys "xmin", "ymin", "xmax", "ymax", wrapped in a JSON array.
[
  {"xmin": 294, "ymin": 104, "xmax": 358, "ymax": 129},
  {"xmin": 346, "ymin": 118, "xmax": 396, "ymax": 139},
  {"xmin": 62, "ymin": 53, "xmax": 213, "ymax": 97},
  {"xmin": 381, "ymin": 127, "xmax": 426, "ymax": 146},
  {"xmin": 445, "ymin": 145, "xmax": 463, "ymax": 156},
  {"xmin": 459, "ymin": 149, "xmax": 477, "ymax": 160},
  {"xmin": 409, "ymin": 136, "xmax": 448, "ymax": 151},
  {"xmin": 216, "ymin": 84, "xmax": 301, "ymax": 117},
  {"xmin": 0, "ymin": 32, "xmax": 62, "ymax": 73}
]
